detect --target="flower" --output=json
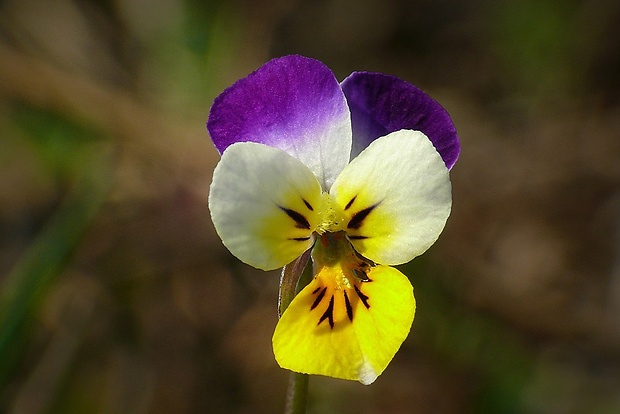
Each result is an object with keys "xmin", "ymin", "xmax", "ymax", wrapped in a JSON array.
[{"xmin": 207, "ymin": 55, "xmax": 459, "ymax": 385}]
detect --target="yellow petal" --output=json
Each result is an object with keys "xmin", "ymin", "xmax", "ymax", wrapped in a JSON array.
[
  {"xmin": 209, "ymin": 142, "xmax": 324, "ymax": 270},
  {"xmin": 272, "ymin": 254, "xmax": 415, "ymax": 384},
  {"xmin": 331, "ymin": 130, "xmax": 452, "ymax": 265}
]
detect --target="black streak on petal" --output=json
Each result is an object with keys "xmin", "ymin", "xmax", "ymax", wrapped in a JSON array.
[
  {"xmin": 318, "ymin": 295, "xmax": 335, "ymax": 329},
  {"xmin": 280, "ymin": 206, "xmax": 311, "ymax": 229},
  {"xmin": 347, "ymin": 204, "xmax": 378, "ymax": 229},
  {"xmin": 311, "ymin": 287, "xmax": 327, "ymax": 311},
  {"xmin": 344, "ymin": 195, "xmax": 357, "ymax": 210},
  {"xmin": 302, "ymin": 199, "xmax": 314, "ymax": 211},
  {"xmin": 344, "ymin": 291, "xmax": 353, "ymax": 322},
  {"xmin": 354, "ymin": 285, "xmax": 371, "ymax": 309},
  {"xmin": 289, "ymin": 237, "xmax": 311, "ymax": 241}
]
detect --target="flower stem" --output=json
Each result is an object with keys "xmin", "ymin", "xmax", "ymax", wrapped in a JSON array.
[
  {"xmin": 278, "ymin": 248, "xmax": 312, "ymax": 317},
  {"xmin": 285, "ymin": 372, "xmax": 309, "ymax": 414},
  {"xmin": 279, "ymin": 249, "xmax": 312, "ymax": 414}
]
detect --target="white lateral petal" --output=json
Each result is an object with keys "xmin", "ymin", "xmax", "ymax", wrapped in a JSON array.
[
  {"xmin": 330, "ymin": 130, "xmax": 452, "ymax": 265},
  {"xmin": 209, "ymin": 142, "xmax": 323, "ymax": 270}
]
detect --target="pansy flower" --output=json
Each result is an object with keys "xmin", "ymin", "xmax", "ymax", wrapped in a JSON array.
[{"xmin": 207, "ymin": 55, "xmax": 459, "ymax": 385}]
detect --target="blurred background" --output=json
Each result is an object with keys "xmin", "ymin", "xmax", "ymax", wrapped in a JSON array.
[{"xmin": 1, "ymin": 0, "xmax": 619, "ymax": 413}]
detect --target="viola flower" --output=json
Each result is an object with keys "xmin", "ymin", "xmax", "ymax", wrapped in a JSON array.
[{"xmin": 207, "ymin": 55, "xmax": 459, "ymax": 385}]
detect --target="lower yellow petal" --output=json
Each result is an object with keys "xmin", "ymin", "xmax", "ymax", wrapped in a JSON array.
[{"xmin": 272, "ymin": 263, "xmax": 415, "ymax": 385}]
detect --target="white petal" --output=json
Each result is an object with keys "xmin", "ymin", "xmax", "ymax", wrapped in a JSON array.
[
  {"xmin": 209, "ymin": 142, "xmax": 323, "ymax": 270},
  {"xmin": 330, "ymin": 130, "xmax": 452, "ymax": 265}
]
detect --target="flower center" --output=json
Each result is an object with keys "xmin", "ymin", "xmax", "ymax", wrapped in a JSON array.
[
  {"xmin": 308, "ymin": 231, "xmax": 374, "ymax": 329},
  {"xmin": 315, "ymin": 192, "xmax": 347, "ymax": 234}
]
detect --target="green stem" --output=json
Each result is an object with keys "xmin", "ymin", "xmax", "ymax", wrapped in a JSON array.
[
  {"xmin": 285, "ymin": 372, "xmax": 309, "ymax": 414},
  {"xmin": 279, "ymin": 249, "xmax": 312, "ymax": 414},
  {"xmin": 278, "ymin": 248, "xmax": 312, "ymax": 317}
]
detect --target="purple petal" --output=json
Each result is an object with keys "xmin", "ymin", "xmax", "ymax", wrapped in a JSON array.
[
  {"xmin": 207, "ymin": 55, "xmax": 352, "ymax": 190},
  {"xmin": 341, "ymin": 72, "xmax": 460, "ymax": 169}
]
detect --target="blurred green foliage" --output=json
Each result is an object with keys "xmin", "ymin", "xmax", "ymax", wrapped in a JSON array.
[
  {"xmin": 11, "ymin": 105, "xmax": 103, "ymax": 179},
  {"xmin": 0, "ymin": 106, "xmax": 112, "ymax": 384},
  {"xmin": 490, "ymin": 0, "xmax": 577, "ymax": 99}
]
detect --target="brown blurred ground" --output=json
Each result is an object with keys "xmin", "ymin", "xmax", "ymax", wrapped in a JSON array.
[{"xmin": 1, "ymin": 0, "xmax": 619, "ymax": 413}]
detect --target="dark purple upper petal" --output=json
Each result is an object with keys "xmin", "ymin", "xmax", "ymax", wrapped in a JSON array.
[
  {"xmin": 340, "ymin": 72, "xmax": 460, "ymax": 169},
  {"xmin": 207, "ymin": 55, "xmax": 352, "ymax": 189}
]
